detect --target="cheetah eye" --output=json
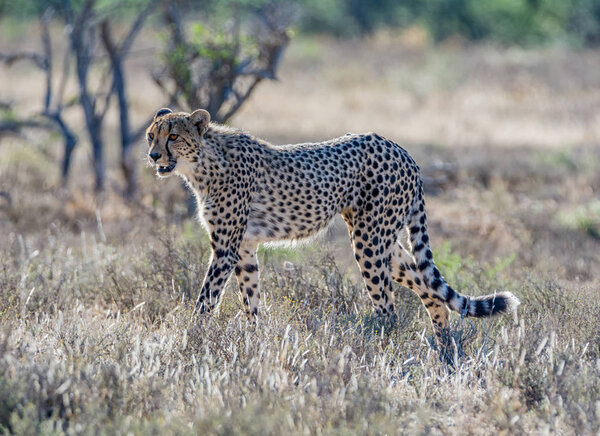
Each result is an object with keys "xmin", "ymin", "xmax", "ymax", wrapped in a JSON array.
[
  {"xmin": 169, "ymin": 133, "xmax": 179, "ymax": 141},
  {"xmin": 147, "ymin": 132, "xmax": 154, "ymax": 141}
]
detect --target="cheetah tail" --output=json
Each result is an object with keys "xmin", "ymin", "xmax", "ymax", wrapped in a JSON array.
[
  {"xmin": 445, "ymin": 288, "xmax": 521, "ymax": 318},
  {"xmin": 408, "ymin": 180, "xmax": 520, "ymax": 319}
]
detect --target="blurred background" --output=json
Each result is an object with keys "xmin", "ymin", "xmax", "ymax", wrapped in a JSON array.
[
  {"xmin": 1, "ymin": 1, "xmax": 600, "ymax": 433},
  {"xmin": 1, "ymin": 0, "xmax": 598, "ymax": 279}
]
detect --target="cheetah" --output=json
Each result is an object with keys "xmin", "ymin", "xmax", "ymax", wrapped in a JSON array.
[{"xmin": 146, "ymin": 108, "xmax": 520, "ymax": 337}]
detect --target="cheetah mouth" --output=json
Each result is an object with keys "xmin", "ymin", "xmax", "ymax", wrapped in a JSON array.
[{"xmin": 156, "ymin": 162, "xmax": 176, "ymax": 175}]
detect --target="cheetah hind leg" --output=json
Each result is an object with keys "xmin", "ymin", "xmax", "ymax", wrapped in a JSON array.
[
  {"xmin": 401, "ymin": 185, "xmax": 520, "ymax": 341},
  {"xmin": 405, "ymin": 215, "xmax": 519, "ymax": 321},
  {"xmin": 235, "ymin": 241, "xmax": 260, "ymax": 321},
  {"xmin": 391, "ymin": 240, "xmax": 469, "ymax": 362},
  {"xmin": 390, "ymin": 242, "xmax": 450, "ymax": 334}
]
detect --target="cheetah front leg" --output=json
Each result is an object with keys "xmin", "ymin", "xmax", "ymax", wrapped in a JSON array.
[
  {"xmin": 235, "ymin": 241, "xmax": 260, "ymax": 320},
  {"xmin": 194, "ymin": 246, "xmax": 239, "ymax": 314},
  {"xmin": 193, "ymin": 192, "xmax": 251, "ymax": 315},
  {"xmin": 345, "ymin": 213, "xmax": 396, "ymax": 319},
  {"xmin": 194, "ymin": 223, "xmax": 248, "ymax": 314}
]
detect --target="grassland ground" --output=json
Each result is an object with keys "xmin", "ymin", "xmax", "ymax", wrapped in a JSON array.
[{"xmin": 0, "ymin": 32, "xmax": 599, "ymax": 434}]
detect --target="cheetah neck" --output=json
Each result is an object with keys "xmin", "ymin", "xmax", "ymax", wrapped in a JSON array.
[{"xmin": 175, "ymin": 135, "xmax": 231, "ymax": 198}]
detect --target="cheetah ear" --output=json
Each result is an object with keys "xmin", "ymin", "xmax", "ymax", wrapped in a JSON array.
[
  {"xmin": 154, "ymin": 108, "xmax": 172, "ymax": 119},
  {"xmin": 189, "ymin": 109, "xmax": 211, "ymax": 136}
]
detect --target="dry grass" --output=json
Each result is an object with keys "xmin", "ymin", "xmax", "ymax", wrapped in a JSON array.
[
  {"xmin": 1, "ymin": 31, "xmax": 600, "ymax": 434},
  {"xmin": 1, "ymin": 215, "xmax": 599, "ymax": 435}
]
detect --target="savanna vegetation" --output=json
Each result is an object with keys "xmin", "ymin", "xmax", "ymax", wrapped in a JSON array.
[{"xmin": 1, "ymin": 1, "xmax": 600, "ymax": 434}]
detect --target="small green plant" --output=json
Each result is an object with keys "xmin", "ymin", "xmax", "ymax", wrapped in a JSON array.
[
  {"xmin": 433, "ymin": 241, "xmax": 477, "ymax": 289},
  {"xmin": 555, "ymin": 201, "xmax": 600, "ymax": 240},
  {"xmin": 484, "ymin": 253, "xmax": 517, "ymax": 284}
]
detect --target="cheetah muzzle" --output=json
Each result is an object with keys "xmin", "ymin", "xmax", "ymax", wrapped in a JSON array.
[{"xmin": 145, "ymin": 107, "xmax": 520, "ymax": 341}]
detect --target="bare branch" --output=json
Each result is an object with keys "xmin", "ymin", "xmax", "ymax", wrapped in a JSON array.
[
  {"xmin": 219, "ymin": 22, "xmax": 290, "ymax": 122},
  {"xmin": 120, "ymin": 0, "xmax": 159, "ymax": 55},
  {"xmin": 0, "ymin": 51, "xmax": 47, "ymax": 69},
  {"xmin": 163, "ymin": 2, "xmax": 186, "ymax": 46},
  {"xmin": 72, "ymin": 0, "xmax": 96, "ymax": 37},
  {"xmin": 41, "ymin": 7, "xmax": 54, "ymax": 112},
  {"xmin": 62, "ymin": 0, "xmax": 75, "ymax": 26},
  {"xmin": 69, "ymin": 0, "xmax": 108, "ymax": 191},
  {"xmin": 0, "ymin": 118, "xmax": 53, "ymax": 135},
  {"xmin": 43, "ymin": 110, "xmax": 79, "ymax": 180},
  {"xmin": 0, "ymin": 191, "xmax": 11, "ymax": 206},
  {"xmin": 157, "ymin": 2, "xmax": 295, "ymax": 123},
  {"xmin": 56, "ymin": 45, "xmax": 72, "ymax": 112},
  {"xmin": 100, "ymin": 1, "xmax": 158, "ymax": 197},
  {"xmin": 220, "ymin": 79, "xmax": 261, "ymax": 122},
  {"xmin": 0, "ymin": 7, "xmax": 79, "ymax": 180}
]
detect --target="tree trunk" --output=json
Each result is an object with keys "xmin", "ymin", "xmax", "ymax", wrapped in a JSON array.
[
  {"xmin": 101, "ymin": 11, "xmax": 158, "ymax": 198},
  {"xmin": 113, "ymin": 55, "xmax": 136, "ymax": 197},
  {"xmin": 57, "ymin": 117, "xmax": 78, "ymax": 182},
  {"xmin": 90, "ymin": 126, "xmax": 105, "ymax": 192}
]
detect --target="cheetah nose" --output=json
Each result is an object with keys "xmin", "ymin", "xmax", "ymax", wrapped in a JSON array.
[{"xmin": 149, "ymin": 152, "xmax": 161, "ymax": 162}]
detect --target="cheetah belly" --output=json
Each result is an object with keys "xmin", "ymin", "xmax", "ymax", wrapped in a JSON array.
[
  {"xmin": 243, "ymin": 142, "xmax": 361, "ymax": 243},
  {"xmin": 245, "ymin": 181, "xmax": 348, "ymax": 243}
]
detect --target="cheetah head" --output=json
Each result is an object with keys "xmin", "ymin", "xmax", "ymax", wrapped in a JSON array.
[{"xmin": 146, "ymin": 108, "xmax": 210, "ymax": 177}]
